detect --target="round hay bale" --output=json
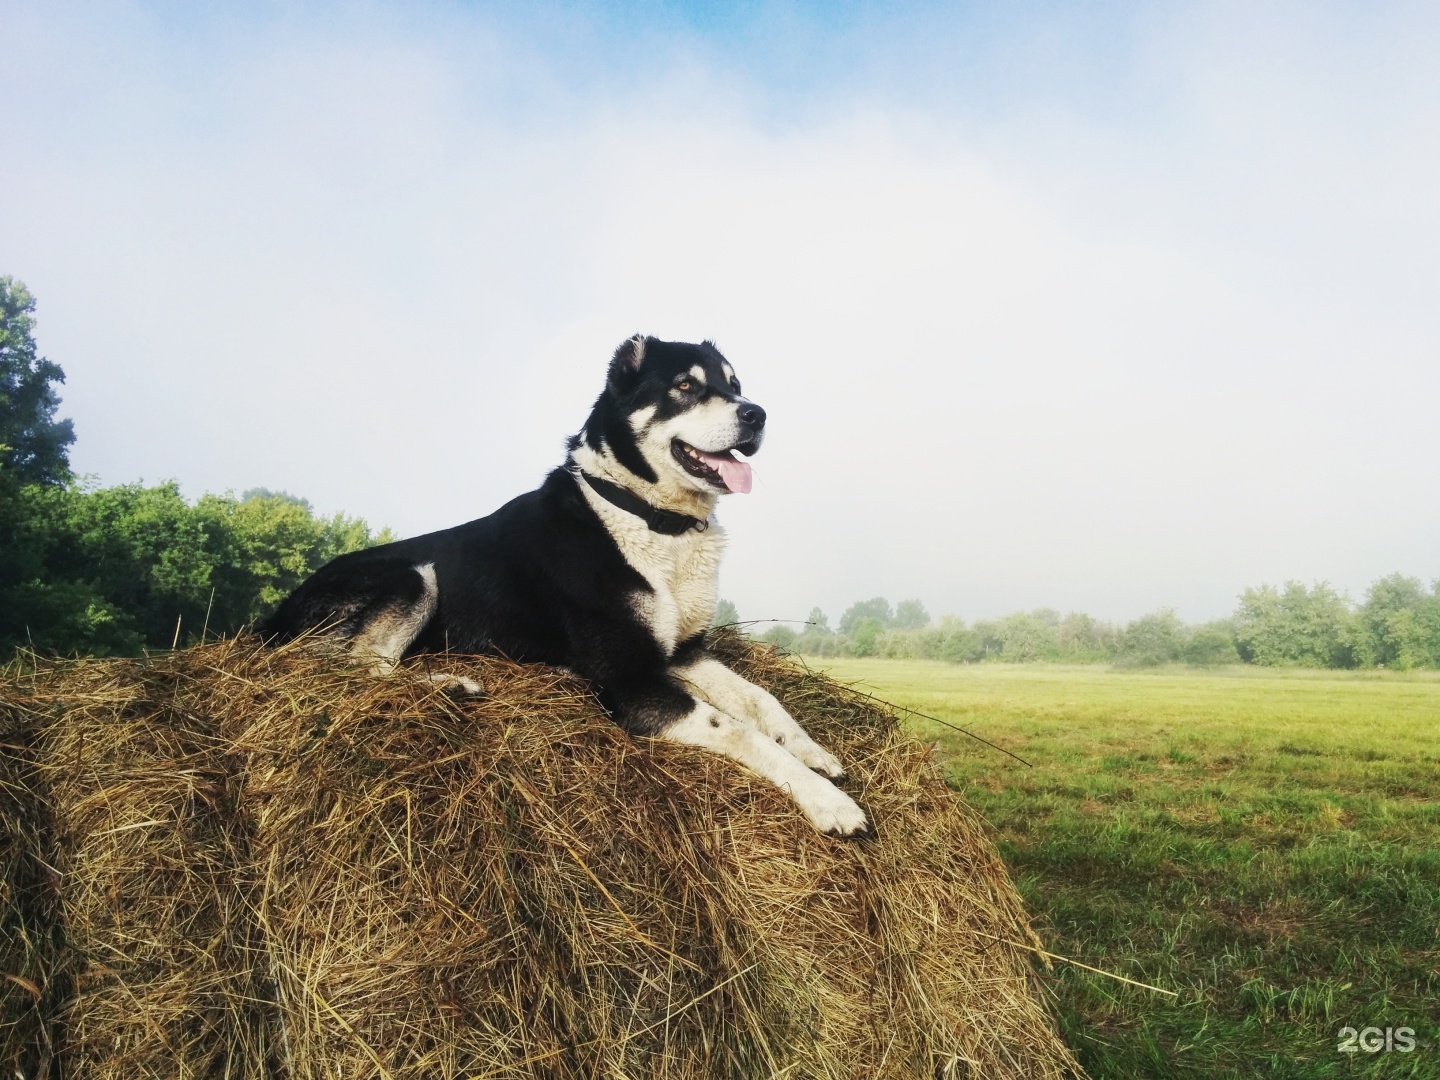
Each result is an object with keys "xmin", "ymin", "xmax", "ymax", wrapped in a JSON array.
[{"xmin": 2, "ymin": 632, "xmax": 1083, "ymax": 1079}]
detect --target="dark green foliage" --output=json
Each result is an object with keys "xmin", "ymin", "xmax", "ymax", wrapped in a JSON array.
[
  {"xmin": 0, "ymin": 483, "xmax": 390, "ymax": 658},
  {"xmin": 0, "ymin": 277, "xmax": 74, "ymax": 488}
]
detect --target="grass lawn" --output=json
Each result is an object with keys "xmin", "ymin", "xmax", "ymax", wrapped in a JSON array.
[{"xmin": 809, "ymin": 659, "xmax": 1440, "ymax": 1079}]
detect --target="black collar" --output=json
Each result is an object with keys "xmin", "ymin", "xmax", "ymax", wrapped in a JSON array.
[{"xmin": 577, "ymin": 470, "xmax": 709, "ymax": 535}]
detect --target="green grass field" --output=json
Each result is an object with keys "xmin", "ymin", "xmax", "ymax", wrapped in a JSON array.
[{"xmin": 809, "ymin": 659, "xmax": 1440, "ymax": 1079}]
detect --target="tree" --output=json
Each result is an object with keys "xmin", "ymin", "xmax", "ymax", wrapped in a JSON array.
[
  {"xmin": 712, "ymin": 598, "xmax": 739, "ymax": 627},
  {"xmin": 839, "ymin": 597, "xmax": 891, "ymax": 635},
  {"xmin": 239, "ymin": 487, "xmax": 313, "ymax": 510},
  {"xmin": 1057, "ymin": 612, "xmax": 1119, "ymax": 661},
  {"xmin": 0, "ymin": 277, "xmax": 79, "ymax": 649},
  {"xmin": 1357, "ymin": 574, "xmax": 1440, "ymax": 669},
  {"xmin": 787, "ymin": 608, "xmax": 837, "ymax": 655},
  {"xmin": 1, "ymin": 481, "xmax": 391, "ymax": 658},
  {"xmin": 1233, "ymin": 582, "xmax": 1357, "ymax": 667},
  {"xmin": 758, "ymin": 624, "xmax": 798, "ymax": 651},
  {"xmin": 1181, "ymin": 620, "xmax": 1240, "ymax": 666},
  {"xmin": 971, "ymin": 611, "xmax": 1060, "ymax": 662},
  {"xmin": 850, "ymin": 617, "xmax": 885, "ymax": 657},
  {"xmin": 916, "ymin": 616, "xmax": 976, "ymax": 663},
  {"xmin": 893, "ymin": 598, "xmax": 930, "ymax": 630},
  {"xmin": 0, "ymin": 277, "xmax": 74, "ymax": 487},
  {"xmin": 1115, "ymin": 609, "xmax": 1186, "ymax": 666}
]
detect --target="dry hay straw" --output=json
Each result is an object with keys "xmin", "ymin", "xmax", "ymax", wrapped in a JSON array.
[{"xmin": 3, "ymin": 630, "xmax": 1083, "ymax": 1079}]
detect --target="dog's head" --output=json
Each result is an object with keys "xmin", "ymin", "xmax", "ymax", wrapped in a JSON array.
[{"xmin": 574, "ymin": 335, "xmax": 765, "ymax": 509}]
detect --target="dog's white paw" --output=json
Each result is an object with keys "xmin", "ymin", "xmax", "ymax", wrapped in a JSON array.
[
  {"xmin": 784, "ymin": 734, "xmax": 846, "ymax": 779},
  {"xmin": 798, "ymin": 782, "xmax": 869, "ymax": 837},
  {"xmin": 429, "ymin": 673, "xmax": 485, "ymax": 696}
]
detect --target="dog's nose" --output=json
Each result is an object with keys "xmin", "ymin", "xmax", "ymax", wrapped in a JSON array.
[{"xmin": 738, "ymin": 402, "xmax": 766, "ymax": 429}]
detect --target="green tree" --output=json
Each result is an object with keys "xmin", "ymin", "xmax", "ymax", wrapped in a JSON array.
[
  {"xmin": 839, "ymin": 597, "xmax": 891, "ymax": 635},
  {"xmin": 0, "ymin": 280, "xmax": 395, "ymax": 658},
  {"xmin": 931, "ymin": 616, "xmax": 982, "ymax": 663},
  {"xmin": 789, "ymin": 608, "xmax": 838, "ymax": 655},
  {"xmin": 758, "ymin": 624, "xmax": 799, "ymax": 651},
  {"xmin": 1, "ymin": 482, "xmax": 390, "ymax": 658},
  {"xmin": 239, "ymin": 487, "xmax": 312, "ymax": 509},
  {"xmin": 971, "ymin": 611, "xmax": 1060, "ymax": 662},
  {"xmin": 1116, "ymin": 609, "xmax": 1186, "ymax": 666},
  {"xmin": 0, "ymin": 277, "xmax": 74, "ymax": 486},
  {"xmin": 201, "ymin": 489, "xmax": 393, "ymax": 621},
  {"xmin": 0, "ymin": 277, "xmax": 81, "ymax": 650},
  {"xmin": 1233, "ymin": 582, "xmax": 1357, "ymax": 667},
  {"xmin": 712, "ymin": 598, "xmax": 739, "ymax": 627},
  {"xmin": 1357, "ymin": 574, "xmax": 1440, "ymax": 669},
  {"xmin": 1057, "ymin": 612, "xmax": 1119, "ymax": 661},
  {"xmin": 1180, "ymin": 620, "xmax": 1241, "ymax": 666},
  {"xmin": 893, "ymin": 598, "xmax": 930, "ymax": 630},
  {"xmin": 850, "ymin": 617, "xmax": 885, "ymax": 657}
]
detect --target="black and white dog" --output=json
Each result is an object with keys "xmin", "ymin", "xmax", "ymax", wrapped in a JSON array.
[{"xmin": 259, "ymin": 336, "xmax": 868, "ymax": 836}]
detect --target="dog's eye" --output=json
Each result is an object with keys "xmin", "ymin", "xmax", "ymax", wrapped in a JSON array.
[
  {"xmin": 676, "ymin": 379, "xmax": 696, "ymax": 393},
  {"xmin": 730, "ymin": 378, "xmax": 741, "ymax": 392}
]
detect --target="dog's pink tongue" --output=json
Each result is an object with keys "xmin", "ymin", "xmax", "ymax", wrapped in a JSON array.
[{"xmin": 697, "ymin": 450, "xmax": 753, "ymax": 494}]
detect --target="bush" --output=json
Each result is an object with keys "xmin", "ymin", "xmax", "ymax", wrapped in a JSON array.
[
  {"xmin": 1, "ymin": 482, "xmax": 389, "ymax": 658},
  {"xmin": 1181, "ymin": 621, "xmax": 1241, "ymax": 666}
]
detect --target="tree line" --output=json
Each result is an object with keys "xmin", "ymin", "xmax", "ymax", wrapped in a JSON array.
[
  {"xmin": 5, "ymin": 276, "xmax": 1438, "ymax": 668},
  {"xmin": 738, "ymin": 580, "xmax": 1440, "ymax": 669},
  {"xmin": 1, "ymin": 276, "xmax": 388, "ymax": 657}
]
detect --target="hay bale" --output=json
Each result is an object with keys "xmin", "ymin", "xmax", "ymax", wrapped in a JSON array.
[
  {"xmin": 2, "ymin": 632, "xmax": 1082, "ymax": 1079},
  {"xmin": 2, "ymin": 658, "xmax": 281, "ymax": 1077},
  {"xmin": 1, "ymin": 690, "xmax": 63, "ymax": 1078}
]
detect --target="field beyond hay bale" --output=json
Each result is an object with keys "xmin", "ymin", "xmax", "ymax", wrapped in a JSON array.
[{"xmin": 2, "ymin": 631, "xmax": 1081, "ymax": 1079}]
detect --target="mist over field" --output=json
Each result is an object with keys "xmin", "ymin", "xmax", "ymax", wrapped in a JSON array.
[{"xmin": 3, "ymin": 2, "xmax": 1438, "ymax": 624}]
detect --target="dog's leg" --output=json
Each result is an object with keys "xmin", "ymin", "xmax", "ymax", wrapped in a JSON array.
[
  {"xmin": 672, "ymin": 657, "xmax": 846, "ymax": 778},
  {"xmin": 657, "ymin": 701, "xmax": 868, "ymax": 836},
  {"xmin": 572, "ymin": 627, "xmax": 863, "ymax": 834},
  {"xmin": 349, "ymin": 564, "xmax": 483, "ymax": 695},
  {"xmin": 351, "ymin": 563, "xmax": 439, "ymax": 672}
]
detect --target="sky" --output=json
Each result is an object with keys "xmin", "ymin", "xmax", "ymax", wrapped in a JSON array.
[{"xmin": 3, "ymin": 0, "xmax": 1438, "ymax": 625}]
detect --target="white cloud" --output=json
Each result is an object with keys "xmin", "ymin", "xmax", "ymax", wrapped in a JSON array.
[{"xmin": 3, "ymin": 2, "xmax": 1437, "ymax": 623}]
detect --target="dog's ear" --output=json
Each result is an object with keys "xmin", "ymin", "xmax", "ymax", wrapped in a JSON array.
[{"xmin": 607, "ymin": 334, "xmax": 648, "ymax": 396}]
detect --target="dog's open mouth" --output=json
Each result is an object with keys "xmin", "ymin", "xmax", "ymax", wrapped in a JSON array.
[{"xmin": 672, "ymin": 440, "xmax": 754, "ymax": 494}]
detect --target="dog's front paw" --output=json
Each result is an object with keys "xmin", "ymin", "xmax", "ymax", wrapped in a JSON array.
[
  {"xmin": 784, "ymin": 735, "xmax": 847, "ymax": 779},
  {"xmin": 798, "ymin": 782, "xmax": 869, "ymax": 837}
]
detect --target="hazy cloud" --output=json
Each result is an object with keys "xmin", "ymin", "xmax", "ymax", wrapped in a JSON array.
[{"xmin": 3, "ymin": 1, "xmax": 1437, "ymax": 623}]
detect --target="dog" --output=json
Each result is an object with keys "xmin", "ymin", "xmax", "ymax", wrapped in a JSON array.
[{"xmin": 259, "ymin": 335, "xmax": 868, "ymax": 836}]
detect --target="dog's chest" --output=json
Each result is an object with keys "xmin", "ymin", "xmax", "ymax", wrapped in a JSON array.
[{"xmin": 606, "ymin": 516, "xmax": 725, "ymax": 656}]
